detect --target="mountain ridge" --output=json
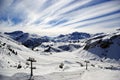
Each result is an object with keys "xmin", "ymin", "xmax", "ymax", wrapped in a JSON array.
[{"xmin": 4, "ymin": 31, "xmax": 91, "ymax": 48}]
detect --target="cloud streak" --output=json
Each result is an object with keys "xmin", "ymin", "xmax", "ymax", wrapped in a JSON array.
[{"xmin": 0, "ymin": 0, "xmax": 120, "ymax": 36}]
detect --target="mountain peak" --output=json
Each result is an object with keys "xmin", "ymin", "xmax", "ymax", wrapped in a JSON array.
[{"xmin": 5, "ymin": 31, "xmax": 23, "ymax": 35}]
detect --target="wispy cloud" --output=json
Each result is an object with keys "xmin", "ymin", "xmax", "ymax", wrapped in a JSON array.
[{"xmin": 0, "ymin": 0, "xmax": 120, "ymax": 36}]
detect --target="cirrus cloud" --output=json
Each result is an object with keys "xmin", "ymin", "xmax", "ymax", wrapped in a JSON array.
[{"xmin": 0, "ymin": 0, "xmax": 120, "ymax": 36}]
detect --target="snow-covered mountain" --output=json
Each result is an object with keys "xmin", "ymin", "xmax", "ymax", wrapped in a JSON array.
[
  {"xmin": 5, "ymin": 31, "xmax": 91, "ymax": 49},
  {"xmin": 79, "ymin": 31, "xmax": 120, "ymax": 60},
  {"xmin": 5, "ymin": 31, "xmax": 50, "ymax": 49},
  {"xmin": 34, "ymin": 42, "xmax": 81, "ymax": 53},
  {"xmin": 0, "ymin": 31, "xmax": 120, "ymax": 80},
  {"xmin": 36, "ymin": 30, "xmax": 120, "ymax": 60},
  {"xmin": 4, "ymin": 30, "xmax": 120, "ymax": 60},
  {"xmin": 0, "ymin": 32, "xmax": 37, "ymax": 75},
  {"xmin": 53, "ymin": 32, "xmax": 91, "ymax": 42},
  {"xmin": 0, "ymin": 30, "xmax": 120, "ymax": 80}
]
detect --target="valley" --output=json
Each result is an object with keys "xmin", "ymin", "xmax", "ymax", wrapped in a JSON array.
[{"xmin": 0, "ymin": 30, "xmax": 120, "ymax": 80}]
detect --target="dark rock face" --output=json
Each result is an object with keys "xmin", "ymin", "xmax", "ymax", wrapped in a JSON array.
[
  {"xmin": 100, "ymin": 41, "xmax": 113, "ymax": 49},
  {"xmin": 58, "ymin": 44, "xmax": 81, "ymax": 51},
  {"xmin": 70, "ymin": 32, "xmax": 90, "ymax": 40},
  {"xmin": 83, "ymin": 34, "xmax": 120, "ymax": 60},
  {"xmin": 44, "ymin": 46, "xmax": 61, "ymax": 52},
  {"xmin": 84, "ymin": 39, "xmax": 114, "ymax": 50}
]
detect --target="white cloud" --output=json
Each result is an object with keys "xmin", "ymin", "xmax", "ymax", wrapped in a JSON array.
[
  {"xmin": 60, "ymin": 1, "xmax": 120, "ymax": 25},
  {"xmin": 0, "ymin": 0, "xmax": 120, "ymax": 36}
]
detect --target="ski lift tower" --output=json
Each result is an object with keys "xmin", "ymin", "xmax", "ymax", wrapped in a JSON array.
[
  {"xmin": 27, "ymin": 57, "xmax": 36, "ymax": 80},
  {"xmin": 84, "ymin": 60, "xmax": 90, "ymax": 70}
]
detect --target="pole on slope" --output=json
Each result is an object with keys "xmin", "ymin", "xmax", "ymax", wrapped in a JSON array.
[
  {"xmin": 27, "ymin": 57, "xmax": 36, "ymax": 80},
  {"xmin": 84, "ymin": 60, "xmax": 90, "ymax": 70}
]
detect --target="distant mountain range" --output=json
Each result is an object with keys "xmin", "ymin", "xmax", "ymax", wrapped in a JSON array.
[
  {"xmin": 5, "ymin": 31, "xmax": 50, "ymax": 48},
  {"xmin": 53, "ymin": 32, "xmax": 90, "ymax": 42},
  {"xmin": 0, "ymin": 29, "xmax": 120, "ymax": 60},
  {"xmin": 5, "ymin": 31, "xmax": 91, "ymax": 48}
]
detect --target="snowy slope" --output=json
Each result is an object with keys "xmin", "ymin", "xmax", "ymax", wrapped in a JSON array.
[
  {"xmin": 0, "ymin": 33, "xmax": 58, "ymax": 76},
  {"xmin": 5, "ymin": 31, "xmax": 50, "ymax": 48},
  {"xmin": 82, "ymin": 31, "xmax": 120, "ymax": 60},
  {"xmin": 0, "ymin": 31, "xmax": 120, "ymax": 80}
]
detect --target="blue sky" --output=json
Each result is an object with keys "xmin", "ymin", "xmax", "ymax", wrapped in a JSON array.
[{"xmin": 0, "ymin": 0, "xmax": 120, "ymax": 36}]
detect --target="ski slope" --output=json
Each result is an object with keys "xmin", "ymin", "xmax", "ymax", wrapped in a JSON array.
[{"xmin": 0, "ymin": 31, "xmax": 120, "ymax": 80}]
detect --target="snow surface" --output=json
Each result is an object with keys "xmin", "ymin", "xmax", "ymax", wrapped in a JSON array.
[{"xmin": 0, "ymin": 31, "xmax": 120, "ymax": 80}]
